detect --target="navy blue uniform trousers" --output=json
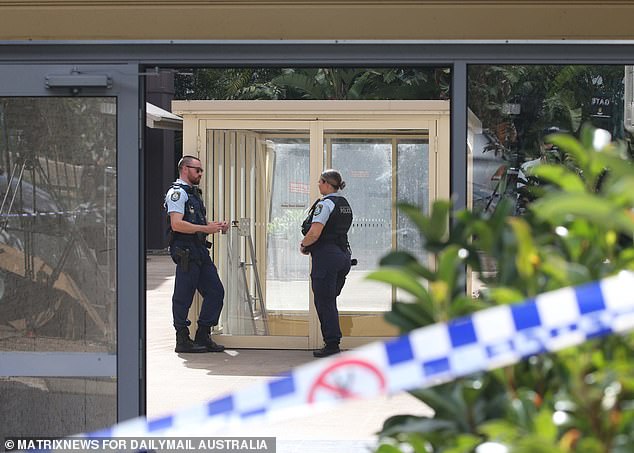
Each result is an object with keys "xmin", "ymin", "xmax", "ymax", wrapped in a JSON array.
[
  {"xmin": 171, "ymin": 242, "xmax": 224, "ymax": 329},
  {"xmin": 310, "ymin": 242, "xmax": 352, "ymax": 345}
]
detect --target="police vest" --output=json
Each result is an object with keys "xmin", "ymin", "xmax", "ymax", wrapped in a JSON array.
[
  {"xmin": 315, "ymin": 195, "xmax": 353, "ymax": 249},
  {"xmin": 166, "ymin": 183, "xmax": 207, "ymax": 244}
]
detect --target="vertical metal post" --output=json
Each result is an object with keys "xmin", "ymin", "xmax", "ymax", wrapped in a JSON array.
[
  {"xmin": 451, "ymin": 62, "xmax": 468, "ymax": 212},
  {"xmin": 117, "ymin": 63, "xmax": 142, "ymax": 421},
  {"xmin": 451, "ymin": 62, "xmax": 469, "ymax": 296}
]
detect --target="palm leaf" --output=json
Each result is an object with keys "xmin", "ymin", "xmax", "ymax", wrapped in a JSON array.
[{"xmin": 271, "ymin": 73, "xmax": 327, "ymax": 99}]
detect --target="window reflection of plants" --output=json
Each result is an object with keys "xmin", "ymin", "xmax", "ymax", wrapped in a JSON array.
[
  {"xmin": 175, "ymin": 67, "xmax": 451, "ymax": 101},
  {"xmin": 469, "ymin": 65, "xmax": 626, "ymax": 216},
  {"xmin": 267, "ymin": 209, "xmax": 305, "ymax": 237},
  {"xmin": 469, "ymin": 65, "xmax": 625, "ymax": 162},
  {"xmin": 372, "ymin": 126, "xmax": 634, "ymax": 453}
]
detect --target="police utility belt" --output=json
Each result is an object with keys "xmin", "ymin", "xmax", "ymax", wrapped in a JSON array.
[
  {"xmin": 170, "ymin": 233, "xmax": 210, "ymax": 272},
  {"xmin": 171, "ymin": 232, "xmax": 212, "ymax": 249}
]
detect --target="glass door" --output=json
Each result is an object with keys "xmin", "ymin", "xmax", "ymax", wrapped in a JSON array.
[
  {"xmin": 0, "ymin": 64, "xmax": 139, "ymax": 438},
  {"xmin": 325, "ymin": 126, "xmax": 436, "ymax": 347},
  {"xmin": 203, "ymin": 122, "xmax": 314, "ymax": 348},
  {"xmin": 181, "ymin": 101, "xmax": 449, "ymax": 349}
]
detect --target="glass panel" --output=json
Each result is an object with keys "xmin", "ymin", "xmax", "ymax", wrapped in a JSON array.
[
  {"xmin": 0, "ymin": 98, "xmax": 116, "ymax": 351},
  {"xmin": 0, "ymin": 377, "xmax": 116, "ymax": 438},
  {"xmin": 175, "ymin": 67, "xmax": 451, "ymax": 102},
  {"xmin": 396, "ymin": 139, "xmax": 429, "ymax": 303},
  {"xmin": 327, "ymin": 133, "xmax": 429, "ymax": 337},
  {"xmin": 330, "ymin": 135, "xmax": 393, "ymax": 312},
  {"xmin": 467, "ymin": 65, "xmax": 626, "ymax": 294},
  {"xmin": 397, "ymin": 140, "xmax": 429, "ymax": 262},
  {"xmin": 265, "ymin": 137, "xmax": 310, "ymax": 313},
  {"xmin": 0, "ymin": 97, "xmax": 117, "ymax": 434},
  {"xmin": 216, "ymin": 133, "xmax": 310, "ymax": 336},
  {"xmin": 207, "ymin": 126, "xmax": 434, "ymax": 339}
]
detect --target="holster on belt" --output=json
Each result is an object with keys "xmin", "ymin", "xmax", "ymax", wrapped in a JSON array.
[{"xmin": 174, "ymin": 247, "xmax": 191, "ymax": 272}]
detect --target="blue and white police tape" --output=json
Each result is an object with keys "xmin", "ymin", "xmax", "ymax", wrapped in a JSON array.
[{"xmin": 87, "ymin": 271, "xmax": 634, "ymax": 439}]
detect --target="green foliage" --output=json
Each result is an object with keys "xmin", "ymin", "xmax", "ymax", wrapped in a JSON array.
[
  {"xmin": 468, "ymin": 65, "xmax": 625, "ymax": 164},
  {"xmin": 372, "ymin": 125, "xmax": 634, "ymax": 453},
  {"xmin": 267, "ymin": 209, "xmax": 305, "ymax": 236},
  {"xmin": 175, "ymin": 68, "xmax": 284, "ymax": 100},
  {"xmin": 174, "ymin": 67, "xmax": 450, "ymax": 101},
  {"xmin": 271, "ymin": 67, "xmax": 449, "ymax": 100}
]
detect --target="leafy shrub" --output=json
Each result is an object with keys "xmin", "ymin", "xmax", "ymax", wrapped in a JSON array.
[{"xmin": 370, "ymin": 125, "xmax": 634, "ymax": 453}]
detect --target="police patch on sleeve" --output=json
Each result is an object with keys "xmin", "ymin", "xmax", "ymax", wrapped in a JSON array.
[
  {"xmin": 314, "ymin": 203, "xmax": 323, "ymax": 216},
  {"xmin": 171, "ymin": 191, "xmax": 181, "ymax": 202}
]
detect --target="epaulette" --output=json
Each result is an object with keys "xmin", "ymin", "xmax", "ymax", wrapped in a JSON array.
[{"xmin": 171, "ymin": 183, "xmax": 201, "ymax": 195}]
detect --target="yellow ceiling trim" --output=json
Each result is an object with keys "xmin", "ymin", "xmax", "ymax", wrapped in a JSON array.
[{"xmin": 2, "ymin": 2, "xmax": 634, "ymax": 40}]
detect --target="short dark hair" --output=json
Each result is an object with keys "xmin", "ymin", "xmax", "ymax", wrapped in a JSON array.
[{"xmin": 178, "ymin": 155, "xmax": 200, "ymax": 172}]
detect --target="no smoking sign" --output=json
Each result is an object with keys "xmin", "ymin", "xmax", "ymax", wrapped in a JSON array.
[{"xmin": 307, "ymin": 358, "xmax": 387, "ymax": 403}]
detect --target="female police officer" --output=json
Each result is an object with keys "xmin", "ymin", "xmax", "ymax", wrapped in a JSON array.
[{"xmin": 300, "ymin": 169, "xmax": 353, "ymax": 357}]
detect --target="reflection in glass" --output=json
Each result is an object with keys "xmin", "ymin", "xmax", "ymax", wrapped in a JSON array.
[
  {"xmin": 469, "ymin": 64, "xmax": 625, "ymax": 217},
  {"xmin": 467, "ymin": 65, "xmax": 626, "ymax": 294},
  {"xmin": 0, "ymin": 98, "xmax": 116, "ymax": 352},
  {"xmin": 175, "ymin": 67, "xmax": 452, "ymax": 102},
  {"xmin": 0, "ymin": 97, "xmax": 117, "ymax": 436},
  {"xmin": 397, "ymin": 140, "xmax": 429, "ymax": 262},
  {"xmin": 212, "ymin": 131, "xmax": 310, "ymax": 337},
  {"xmin": 329, "ymin": 135, "xmax": 429, "ymax": 314},
  {"xmin": 331, "ymin": 136, "xmax": 393, "ymax": 312},
  {"xmin": 265, "ymin": 137, "xmax": 310, "ymax": 314},
  {"xmin": 0, "ymin": 377, "xmax": 116, "ymax": 439}
]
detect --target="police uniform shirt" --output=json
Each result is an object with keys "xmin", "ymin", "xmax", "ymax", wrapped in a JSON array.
[
  {"xmin": 165, "ymin": 179, "xmax": 190, "ymax": 215},
  {"xmin": 311, "ymin": 192, "xmax": 343, "ymax": 225}
]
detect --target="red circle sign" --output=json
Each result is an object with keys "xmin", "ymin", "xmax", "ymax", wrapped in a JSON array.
[{"xmin": 307, "ymin": 358, "xmax": 387, "ymax": 403}]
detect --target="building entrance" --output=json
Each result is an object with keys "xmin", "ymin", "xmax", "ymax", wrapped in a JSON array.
[
  {"xmin": 0, "ymin": 63, "xmax": 139, "ymax": 436},
  {"xmin": 173, "ymin": 100, "xmax": 450, "ymax": 349}
]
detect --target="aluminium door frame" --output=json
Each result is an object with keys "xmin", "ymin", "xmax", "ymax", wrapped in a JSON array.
[{"xmin": 0, "ymin": 63, "xmax": 141, "ymax": 423}]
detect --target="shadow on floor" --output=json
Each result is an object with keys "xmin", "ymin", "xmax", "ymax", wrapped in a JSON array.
[{"xmin": 177, "ymin": 348, "xmax": 316, "ymax": 376}]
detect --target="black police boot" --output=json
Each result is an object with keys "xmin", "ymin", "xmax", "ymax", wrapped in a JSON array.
[
  {"xmin": 194, "ymin": 325, "xmax": 225, "ymax": 352},
  {"xmin": 175, "ymin": 327, "xmax": 207, "ymax": 353},
  {"xmin": 312, "ymin": 342, "xmax": 341, "ymax": 358}
]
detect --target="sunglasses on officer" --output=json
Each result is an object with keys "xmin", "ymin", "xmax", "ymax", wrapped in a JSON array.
[{"xmin": 186, "ymin": 165, "xmax": 204, "ymax": 174}]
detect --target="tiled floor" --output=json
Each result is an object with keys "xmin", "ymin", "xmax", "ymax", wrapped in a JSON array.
[{"xmin": 146, "ymin": 255, "xmax": 431, "ymax": 452}]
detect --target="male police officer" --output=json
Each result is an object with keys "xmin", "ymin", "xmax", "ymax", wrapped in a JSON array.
[{"xmin": 165, "ymin": 155, "xmax": 229, "ymax": 353}]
